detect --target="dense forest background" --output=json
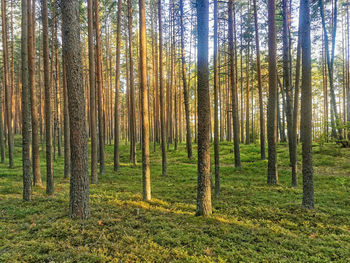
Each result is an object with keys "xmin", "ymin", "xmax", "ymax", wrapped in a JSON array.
[{"xmin": 0, "ymin": 0, "xmax": 350, "ymax": 261}]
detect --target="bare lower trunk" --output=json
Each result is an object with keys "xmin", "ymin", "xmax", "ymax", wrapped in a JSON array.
[
  {"xmin": 95, "ymin": 0, "xmax": 105, "ymax": 173},
  {"xmin": 42, "ymin": 0, "xmax": 54, "ymax": 195},
  {"xmin": 229, "ymin": 0, "xmax": 241, "ymax": 168},
  {"xmin": 22, "ymin": 0, "xmax": 32, "ymax": 201},
  {"xmin": 196, "ymin": 0, "xmax": 212, "ymax": 217},
  {"xmin": 87, "ymin": 0, "xmax": 97, "ymax": 182},
  {"xmin": 253, "ymin": 0, "xmax": 266, "ymax": 160},
  {"xmin": 180, "ymin": 0, "xmax": 192, "ymax": 160},
  {"xmin": 1, "ymin": 0, "xmax": 14, "ymax": 168},
  {"xmin": 139, "ymin": 0, "xmax": 151, "ymax": 201},
  {"xmin": 28, "ymin": 0, "xmax": 41, "ymax": 185},
  {"xmin": 300, "ymin": 0, "xmax": 314, "ymax": 209},
  {"xmin": 114, "ymin": 0, "xmax": 122, "ymax": 171},
  {"xmin": 128, "ymin": 0, "xmax": 137, "ymax": 166},
  {"xmin": 62, "ymin": 56, "xmax": 71, "ymax": 179},
  {"xmin": 158, "ymin": 0, "xmax": 167, "ymax": 176},
  {"xmin": 267, "ymin": 0, "xmax": 278, "ymax": 184},
  {"xmin": 62, "ymin": 0, "xmax": 90, "ymax": 219},
  {"xmin": 213, "ymin": 0, "xmax": 220, "ymax": 197}
]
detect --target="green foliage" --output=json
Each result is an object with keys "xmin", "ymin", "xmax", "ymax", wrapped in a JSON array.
[{"xmin": 0, "ymin": 137, "xmax": 350, "ymax": 262}]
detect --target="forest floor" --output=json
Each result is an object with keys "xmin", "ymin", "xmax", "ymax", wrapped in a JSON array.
[{"xmin": 1, "ymin": 137, "xmax": 350, "ymax": 262}]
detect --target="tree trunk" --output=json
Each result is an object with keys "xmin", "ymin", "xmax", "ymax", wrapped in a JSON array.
[
  {"xmin": 213, "ymin": 0, "xmax": 220, "ymax": 197},
  {"xmin": 42, "ymin": 0, "xmax": 54, "ymax": 195},
  {"xmin": 180, "ymin": 0, "xmax": 193, "ymax": 160},
  {"xmin": 62, "ymin": 55, "xmax": 71, "ymax": 179},
  {"xmin": 291, "ymin": 2, "xmax": 302, "ymax": 187},
  {"xmin": 245, "ymin": 2, "xmax": 251, "ymax": 145},
  {"xmin": 139, "ymin": 0, "xmax": 151, "ymax": 201},
  {"xmin": 95, "ymin": 0, "xmax": 105, "ymax": 173},
  {"xmin": 267, "ymin": 0, "xmax": 278, "ymax": 184},
  {"xmin": 62, "ymin": 0, "xmax": 90, "ymax": 219},
  {"xmin": 114, "ymin": 0, "xmax": 122, "ymax": 171},
  {"xmin": 128, "ymin": 0, "xmax": 137, "ymax": 165},
  {"xmin": 282, "ymin": 0, "xmax": 295, "ymax": 185},
  {"xmin": 229, "ymin": 0, "xmax": 241, "ymax": 168},
  {"xmin": 87, "ymin": 0, "xmax": 97, "ymax": 182},
  {"xmin": 253, "ymin": 0, "xmax": 266, "ymax": 160},
  {"xmin": 22, "ymin": 0, "xmax": 32, "ymax": 201},
  {"xmin": 28, "ymin": 0, "xmax": 41, "ymax": 185},
  {"xmin": 1, "ymin": 0, "xmax": 14, "ymax": 168},
  {"xmin": 158, "ymin": 0, "xmax": 167, "ymax": 176},
  {"xmin": 300, "ymin": 0, "xmax": 314, "ymax": 209},
  {"xmin": 196, "ymin": 0, "xmax": 212, "ymax": 217}
]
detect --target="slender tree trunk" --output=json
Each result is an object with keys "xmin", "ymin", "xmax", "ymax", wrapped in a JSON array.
[
  {"xmin": 245, "ymin": 2, "xmax": 251, "ymax": 145},
  {"xmin": 95, "ymin": 0, "xmax": 105, "ymax": 173},
  {"xmin": 282, "ymin": 0, "xmax": 294, "ymax": 185},
  {"xmin": 240, "ymin": 14, "xmax": 244, "ymax": 143},
  {"xmin": 267, "ymin": 0, "xmax": 278, "ymax": 184},
  {"xmin": 0, "ymin": 77, "xmax": 4, "ymax": 163},
  {"xmin": 253, "ymin": 0, "xmax": 266, "ymax": 160},
  {"xmin": 114, "ymin": 0, "xmax": 122, "ymax": 171},
  {"xmin": 347, "ymin": 2, "xmax": 350, "ymax": 138},
  {"xmin": 196, "ymin": 0, "xmax": 212, "ymax": 217},
  {"xmin": 42, "ymin": 0, "xmax": 54, "ymax": 195},
  {"xmin": 62, "ymin": 0, "xmax": 90, "ymax": 219},
  {"xmin": 62, "ymin": 55, "xmax": 71, "ymax": 178},
  {"xmin": 28, "ymin": 0, "xmax": 41, "ymax": 185},
  {"xmin": 1, "ymin": 0, "xmax": 14, "ymax": 168},
  {"xmin": 179, "ymin": 0, "xmax": 193, "ymax": 159},
  {"xmin": 22, "ymin": 0, "xmax": 32, "ymax": 201},
  {"xmin": 213, "ymin": 0, "xmax": 220, "ymax": 197},
  {"xmin": 158, "ymin": 0, "xmax": 167, "ymax": 176},
  {"xmin": 300, "ymin": 0, "xmax": 314, "ymax": 209},
  {"xmin": 229, "ymin": 0, "xmax": 241, "ymax": 168},
  {"xmin": 88, "ymin": 0, "xmax": 97, "ymax": 182},
  {"xmin": 139, "ymin": 0, "xmax": 151, "ymax": 201},
  {"xmin": 54, "ymin": 8, "xmax": 62, "ymax": 158},
  {"xmin": 128, "ymin": 0, "xmax": 137, "ymax": 165},
  {"xmin": 291, "ymin": 3, "xmax": 302, "ymax": 187}
]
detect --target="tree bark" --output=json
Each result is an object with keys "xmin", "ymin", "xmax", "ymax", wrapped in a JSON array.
[
  {"xmin": 62, "ymin": 55, "xmax": 71, "ymax": 179},
  {"xmin": 180, "ymin": 0, "xmax": 193, "ymax": 159},
  {"xmin": 282, "ymin": 0, "xmax": 295, "ymax": 185},
  {"xmin": 196, "ymin": 0, "xmax": 212, "ymax": 217},
  {"xmin": 228, "ymin": 0, "xmax": 241, "ymax": 168},
  {"xmin": 267, "ymin": 0, "xmax": 278, "ymax": 184},
  {"xmin": 253, "ymin": 0, "xmax": 266, "ymax": 160},
  {"xmin": 128, "ymin": 0, "xmax": 137, "ymax": 165},
  {"xmin": 62, "ymin": 0, "xmax": 90, "ymax": 219},
  {"xmin": 42, "ymin": 0, "xmax": 54, "ymax": 195},
  {"xmin": 300, "ymin": 0, "xmax": 314, "ymax": 209},
  {"xmin": 114, "ymin": 0, "xmax": 122, "ymax": 171},
  {"xmin": 95, "ymin": 0, "xmax": 105, "ymax": 173},
  {"xmin": 28, "ymin": 0, "xmax": 41, "ymax": 185},
  {"xmin": 88, "ymin": 0, "xmax": 97, "ymax": 182},
  {"xmin": 213, "ymin": 0, "xmax": 220, "ymax": 197},
  {"xmin": 1, "ymin": 0, "xmax": 14, "ymax": 168},
  {"xmin": 291, "ymin": 2, "xmax": 302, "ymax": 187},
  {"xmin": 158, "ymin": 0, "xmax": 167, "ymax": 176},
  {"xmin": 139, "ymin": 0, "xmax": 151, "ymax": 201},
  {"xmin": 22, "ymin": 0, "xmax": 32, "ymax": 201}
]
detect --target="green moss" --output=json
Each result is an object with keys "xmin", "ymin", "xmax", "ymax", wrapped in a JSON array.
[{"xmin": 0, "ymin": 136, "xmax": 350, "ymax": 262}]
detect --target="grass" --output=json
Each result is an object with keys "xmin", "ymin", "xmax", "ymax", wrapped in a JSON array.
[{"xmin": 1, "ymin": 136, "xmax": 350, "ymax": 262}]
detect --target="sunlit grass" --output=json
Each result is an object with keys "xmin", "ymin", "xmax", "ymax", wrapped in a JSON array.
[{"xmin": 1, "ymin": 136, "xmax": 350, "ymax": 262}]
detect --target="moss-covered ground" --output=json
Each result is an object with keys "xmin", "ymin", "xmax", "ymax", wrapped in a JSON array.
[{"xmin": 1, "ymin": 137, "xmax": 350, "ymax": 262}]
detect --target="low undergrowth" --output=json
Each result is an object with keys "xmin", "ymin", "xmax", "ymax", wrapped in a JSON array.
[{"xmin": 1, "ymin": 138, "xmax": 350, "ymax": 262}]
